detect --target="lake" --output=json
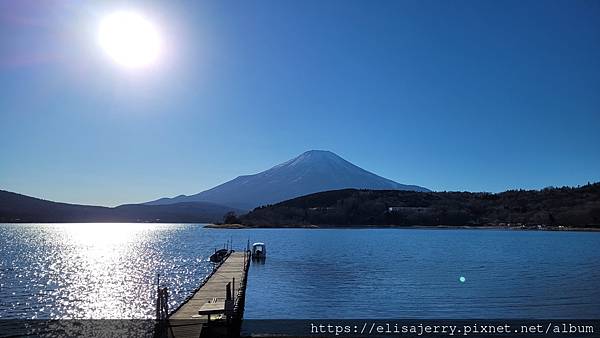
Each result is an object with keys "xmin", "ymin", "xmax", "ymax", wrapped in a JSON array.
[{"xmin": 1, "ymin": 224, "xmax": 599, "ymax": 320}]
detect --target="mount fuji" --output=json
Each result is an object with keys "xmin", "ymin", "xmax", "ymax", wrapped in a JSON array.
[{"xmin": 145, "ymin": 150, "xmax": 429, "ymax": 210}]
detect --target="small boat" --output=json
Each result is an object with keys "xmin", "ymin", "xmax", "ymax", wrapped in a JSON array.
[
  {"xmin": 210, "ymin": 248, "xmax": 228, "ymax": 263},
  {"xmin": 251, "ymin": 242, "xmax": 266, "ymax": 259}
]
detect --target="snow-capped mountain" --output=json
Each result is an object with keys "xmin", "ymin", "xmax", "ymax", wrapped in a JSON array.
[{"xmin": 145, "ymin": 150, "xmax": 429, "ymax": 210}]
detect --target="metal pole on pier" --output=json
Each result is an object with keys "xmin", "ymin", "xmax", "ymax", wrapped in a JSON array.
[{"xmin": 155, "ymin": 273, "xmax": 160, "ymax": 320}]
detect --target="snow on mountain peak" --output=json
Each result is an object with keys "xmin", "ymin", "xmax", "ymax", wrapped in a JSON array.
[{"xmin": 145, "ymin": 150, "xmax": 430, "ymax": 209}]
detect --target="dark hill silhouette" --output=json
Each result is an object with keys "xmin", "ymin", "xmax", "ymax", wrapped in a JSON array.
[
  {"xmin": 237, "ymin": 183, "xmax": 600, "ymax": 228},
  {"xmin": 0, "ymin": 190, "xmax": 241, "ymax": 223}
]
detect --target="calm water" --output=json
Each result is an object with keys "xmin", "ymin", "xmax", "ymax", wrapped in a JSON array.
[{"xmin": 1, "ymin": 224, "xmax": 599, "ymax": 319}]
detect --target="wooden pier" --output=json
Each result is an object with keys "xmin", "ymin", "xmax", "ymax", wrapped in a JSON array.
[{"xmin": 156, "ymin": 250, "xmax": 251, "ymax": 338}]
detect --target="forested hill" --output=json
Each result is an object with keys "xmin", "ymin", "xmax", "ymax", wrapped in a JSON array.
[
  {"xmin": 0, "ymin": 190, "xmax": 242, "ymax": 223},
  {"xmin": 237, "ymin": 183, "xmax": 600, "ymax": 228}
]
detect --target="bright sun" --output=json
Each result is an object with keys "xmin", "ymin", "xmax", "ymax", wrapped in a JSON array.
[{"xmin": 98, "ymin": 11, "xmax": 162, "ymax": 68}]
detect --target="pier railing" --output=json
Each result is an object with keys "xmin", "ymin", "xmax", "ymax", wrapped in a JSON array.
[
  {"xmin": 157, "ymin": 249, "xmax": 250, "ymax": 318},
  {"xmin": 154, "ymin": 249, "xmax": 250, "ymax": 338},
  {"xmin": 161, "ymin": 250, "xmax": 233, "ymax": 318},
  {"xmin": 232, "ymin": 249, "xmax": 251, "ymax": 319}
]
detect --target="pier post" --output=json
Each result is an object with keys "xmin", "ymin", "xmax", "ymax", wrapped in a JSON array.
[{"xmin": 155, "ymin": 274, "xmax": 160, "ymax": 320}]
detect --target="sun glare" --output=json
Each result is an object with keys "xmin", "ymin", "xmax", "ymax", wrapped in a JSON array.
[{"xmin": 98, "ymin": 11, "xmax": 162, "ymax": 68}]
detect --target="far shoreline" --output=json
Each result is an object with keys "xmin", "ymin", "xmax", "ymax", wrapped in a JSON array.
[
  {"xmin": 2, "ymin": 222, "xmax": 598, "ymax": 232},
  {"xmin": 204, "ymin": 223, "xmax": 600, "ymax": 232}
]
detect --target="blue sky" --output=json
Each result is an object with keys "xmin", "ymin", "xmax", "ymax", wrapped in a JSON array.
[{"xmin": 1, "ymin": 0, "xmax": 599, "ymax": 206}]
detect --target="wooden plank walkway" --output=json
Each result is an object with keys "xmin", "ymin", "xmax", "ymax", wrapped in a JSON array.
[{"xmin": 163, "ymin": 251, "xmax": 250, "ymax": 338}]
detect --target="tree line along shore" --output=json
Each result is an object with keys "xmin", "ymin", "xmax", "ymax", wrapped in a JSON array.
[{"xmin": 214, "ymin": 183, "xmax": 600, "ymax": 229}]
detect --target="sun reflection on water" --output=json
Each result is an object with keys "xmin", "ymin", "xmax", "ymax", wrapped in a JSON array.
[
  {"xmin": 58, "ymin": 224, "xmax": 138, "ymax": 317},
  {"xmin": 45, "ymin": 224, "xmax": 161, "ymax": 319},
  {"xmin": 0, "ymin": 223, "xmax": 213, "ymax": 319}
]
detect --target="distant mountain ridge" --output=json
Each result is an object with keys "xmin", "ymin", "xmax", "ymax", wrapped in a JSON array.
[
  {"xmin": 0, "ymin": 190, "xmax": 242, "ymax": 223},
  {"xmin": 145, "ymin": 150, "xmax": 429, "ymax": 210}
]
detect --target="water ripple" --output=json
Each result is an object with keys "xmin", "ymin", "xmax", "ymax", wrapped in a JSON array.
[{"xmin": 1, "ymin": 225, "xmax": 600, "ymax": 319}]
